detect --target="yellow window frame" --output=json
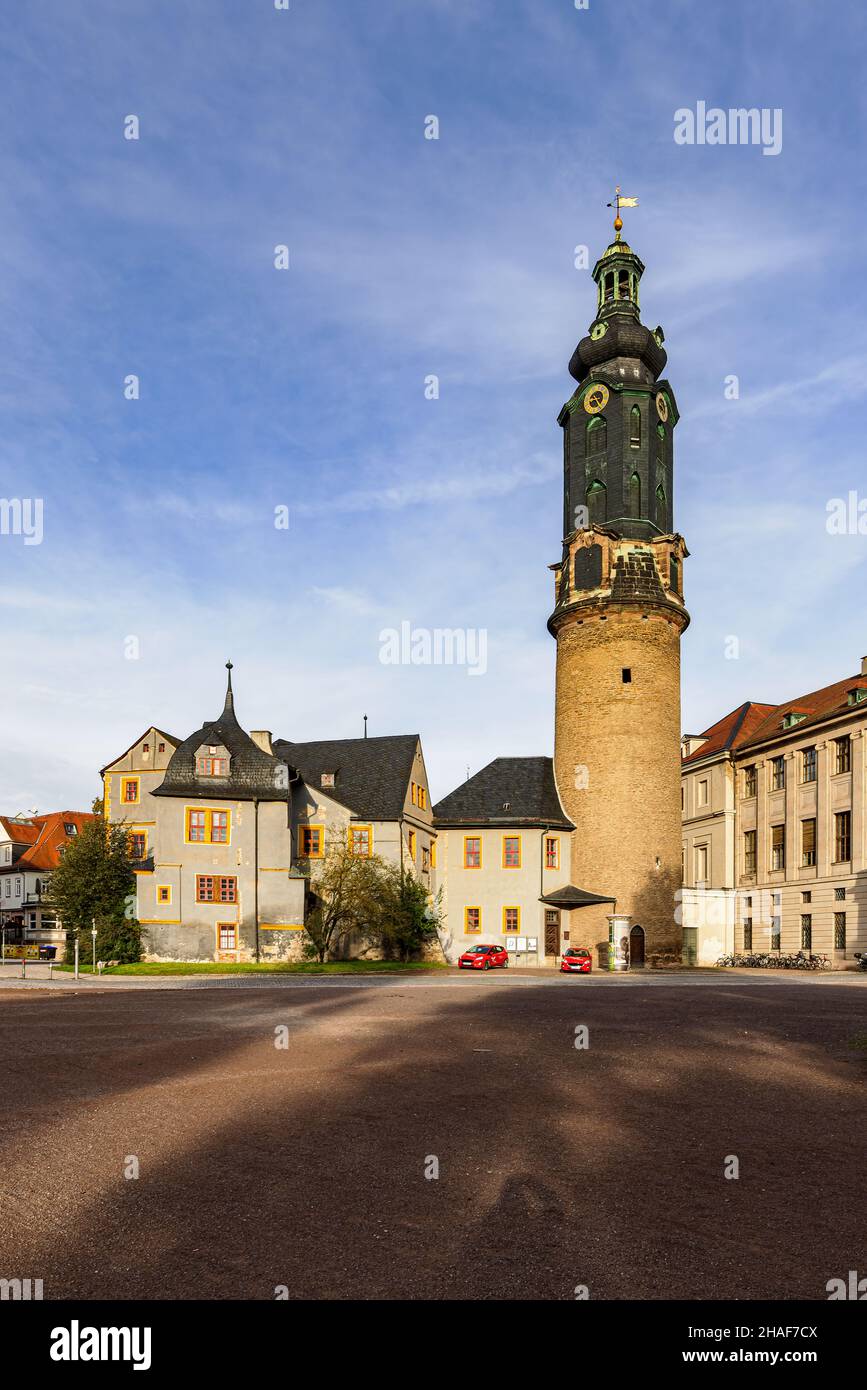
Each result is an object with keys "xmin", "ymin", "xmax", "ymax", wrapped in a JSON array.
[
  {"xmin": 502, "ymin": 906, "xmax": 520, "ymax": 934},
  {"xmin": 348, "ymin": 824, "xmax": 373, "ymax": 857},
  {"xmin": 297, "ymin": 824, "xmax": 324, "ymax": 858},
  {"xmin": 502, "ymin": 834, "xmax": 522, "ymax": 868},
  {"xmin": 430, "ymin": 839, "xmax": 437, "ymax": 868},
  {"xmin": 121, "ymin": 776, "xmax": 140, "ymax": 805},
  {"xmin": 463, "ymin": 835, "xmax": 482, "ymax": 869},
  {"xmin": 544, "ymin": 836, "xmax": 560, "ymax": 870},
  {"xmin": 465, "ymin": 906, "xmax": 482, "ymax": 934},
  {"xmin": 157, "ymin": 885, "xmax": 172, "ymax": 905},
  {"xmin": 185, "ymin": 807, "xmax": 232, "ymax": 845}
]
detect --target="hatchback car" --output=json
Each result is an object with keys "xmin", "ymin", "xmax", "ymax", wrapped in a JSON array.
[
  {"xmin": 458, "ymin": 944, "xmax": 509, "ymax": 970},
  {"xmin": 560, "ymin": 947, "xmax": 592, "ymax": 974}
]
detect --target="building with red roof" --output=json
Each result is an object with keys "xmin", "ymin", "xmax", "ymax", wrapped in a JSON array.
[{"xmin": 0, "ymin": 811, "xmax": 97, "ymax": 955}]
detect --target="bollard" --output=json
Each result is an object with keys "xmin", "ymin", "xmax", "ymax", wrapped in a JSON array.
[{"xmin": 21, "ymin": 957, "xmax": 26, "ymax": 980}]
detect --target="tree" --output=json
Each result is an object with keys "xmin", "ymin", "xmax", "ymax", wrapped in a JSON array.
[
  {"xmin": 48, "ymin": 816, "xmax": 142, "ymax": 965},
  {"xmin": 374, "ymin": 864, "xmax": 443, "ymax": 962},
  {"xmin": 302, "ymin": 841, "xmax": 385, "ymax": 963}
]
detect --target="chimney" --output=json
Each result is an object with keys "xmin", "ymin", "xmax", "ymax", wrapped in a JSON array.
[
  {"xmin": 861, "ymin": 656, "xmax": 867, "ymax": 677},
  {"xmin": 251, "ymin": 730, "xmax": 273, "ymax": 755}
]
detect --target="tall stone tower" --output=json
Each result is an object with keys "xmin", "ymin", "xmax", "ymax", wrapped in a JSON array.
[{"xmin": 549, "ymin": 207, "xmax": 689, "ymax": 965}]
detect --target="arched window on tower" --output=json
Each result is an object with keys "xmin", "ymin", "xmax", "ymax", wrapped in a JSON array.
[
  {"xmin": 586, "ymin": 481, "xmax": 607, "ymax": 526},
  {"xmin": 656, "ymin": 482, "xmax": 667, "ymax": 522},
  {"xmin": 618, "ymin": 269, "xmax": 631, "ymax": 301},
  {"xmin": 604, "ymin": 272, "xmax": 615, "ymax": 303},
  {"xmin": 586, "ymin": 415, "xmax": 607, "ymax": 456},
  {"xmin": 628, "ymin": 472, "xmax": 642, "ymax": 518},
  {"xmin": 670, "ymin": 553, "xmax": 680, "ymax": 594},
  {"xmin": 656, "ymin": 424, "xmax": 666, "ymax": 467},
  {"xmin": 629, "ymin": 405, "xmax": 641, "ymax": 447}
]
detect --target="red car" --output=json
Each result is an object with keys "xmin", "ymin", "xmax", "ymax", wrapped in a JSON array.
[
  {"xmin": 560, "ymin": 947, "xmax": 592, "ymax": 974},
  {"xmin": 458, "ymin": 944, "xmax": 509, "ymax": 970}
]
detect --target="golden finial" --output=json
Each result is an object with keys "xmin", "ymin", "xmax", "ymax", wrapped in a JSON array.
[{"xmin": 607, "ymin": 186, "xmax": 639, "ymax": 240}]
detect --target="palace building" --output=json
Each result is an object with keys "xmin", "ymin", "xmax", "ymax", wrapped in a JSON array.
[{"xmin": 681, "ymin": 662, "xmax": 867, "ymax": 966}]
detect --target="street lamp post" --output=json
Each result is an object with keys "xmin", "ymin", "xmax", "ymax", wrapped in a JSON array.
[{"xmin": 91, "ymin": 919, "xmax": 97, "ymax": 975}]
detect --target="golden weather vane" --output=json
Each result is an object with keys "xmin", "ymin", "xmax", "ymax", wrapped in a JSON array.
[{"xmin": 606, "ymin": 186, "xmax": 639, "ymax": 239}]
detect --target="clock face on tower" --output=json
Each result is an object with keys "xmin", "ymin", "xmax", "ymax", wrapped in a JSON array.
[
  {"xmin": 655, "ymin": 392, "xmax": 670, "ymax": 423},
  {"xmin": 584, "ymin": 384, "xmax": 610, "ymax": 414}
]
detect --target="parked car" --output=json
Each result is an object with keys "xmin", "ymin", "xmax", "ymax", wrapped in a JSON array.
[
  {"xmin": 560, "ymin": 947, "xmax": 592, "ymax": 974},
  {"xmin": 458, "ymin": 944, "xmax": 509, "ymax": 970}
]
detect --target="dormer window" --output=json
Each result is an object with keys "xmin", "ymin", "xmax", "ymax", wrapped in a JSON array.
[
  {"xmin": 782, "ymin": 711, "xmax": 807, "ymax": 728},
  {"xmin": 196, "ymin": 744, "xmax": 229, "ymax": 777},
  {"xmin": 320, "ymin": 772, "xmax": 336, "ymax": 789},
  {"xmin": 847, "ymin": 686, "xmax": 867, "ymax": 706},
  {"xmin": 64, "ymin": 823, "xmax": 77, "ymax": 836}
]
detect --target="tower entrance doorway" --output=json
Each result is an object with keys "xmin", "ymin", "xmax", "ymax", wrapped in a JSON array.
[
  {"xmin": 544, "ymin": 909, "xmax": 561, "ymax": 957},
  {"xmin": 629, "ymin": 924, "xmax": 646, "ymax": 968}
]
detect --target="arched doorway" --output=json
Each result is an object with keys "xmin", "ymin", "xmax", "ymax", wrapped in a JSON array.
[{"xmin": 629, "ymin": 924, "xmax": 646, "ymax": 968}]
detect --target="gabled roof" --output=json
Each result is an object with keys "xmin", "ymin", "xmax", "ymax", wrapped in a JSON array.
[
  {"xmin": 273, "ymin": 734, "xmax": 419, "ymax": 822},
  {"xmin": 0, "ymin": 811, "xmax": 97, "ymax": 873},
  {"xmin": 681, "ymin": 702, "xmax": 776, "ymax": 766},
  {"xmin": 154, "ymin": 669, "xmax": 295, "ymax": 803},
  {"xmin": 737, "ymin": 671, "xmax": 867, "ymax": 751},
  {"xmin": 433, "ymin": 757, "xmax": 573, "ymax": 829},
  {"xmin": 100, "ymin": 727, "xmax": 180, "ymax": 775}
]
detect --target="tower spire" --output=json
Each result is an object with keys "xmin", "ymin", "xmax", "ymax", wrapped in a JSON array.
[
  {"xmin": 606, "ymin": 186, "xmax": 639, "ymax": 241},
  {"xmin": 223, "ymin": 660, "xmax": 234, "ymax": 714}
]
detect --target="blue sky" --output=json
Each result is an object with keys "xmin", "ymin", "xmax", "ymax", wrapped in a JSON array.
[{"xmin": 1, "ymin": 0, "xmax": 865, "ymax": 811}]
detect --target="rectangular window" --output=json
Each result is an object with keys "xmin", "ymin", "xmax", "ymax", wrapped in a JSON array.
[
  {"xmin": 422, "ymin": 846, "xmax": 430, "ymax": 872},
  {"xmin": 121, "ymin": 777, "xmax": 140, "ymax": 804},
  {"xmin": 157, "ymin": 886, "xmax": 172, "ymax": 905},
  {"xmin": 465, "ymin": 906, "xmax": 481, "ymax": 934},
  {"xmin": 407, "ymin": 829, "xmax": 416, "ymax": 860},
  {"xmin": 698, "ymin": 779, "xmax": 708, "ymax": 807},
  {"xmin": 834, "ymin": 810, "xmax": 851, "ymax": 863},
  {"xmin": 411, "ymin": 782, "xmax": 417, "ymax": 806},
  {"xmin": 503, "ymin": 907, "xmax": 520, "ymax": 933},
  {"xmin": 744, "ymin": 830, "xmax": 757, "ymax": 876},
  {"xmin": 743, "ymin": 917, "xmax": 753, "ymax": 951},
  {"xmin": 210, "ymin": 811, "xmax": 228, "ymax": 844},
  {"xmin": 196, "ymin": 875, "xmax": 237, "ymax": 904},
  {"xmin": 835, "ymin": 886, "xmax": 846, "ymax": 902},
  {"xmin": 129, "ymin": 831, "xmax": 147, "ymax": 860},
  {"xmin": 298, "ymin": 825, "xmax": 323, "ymax": 858},
  {"xmin": 349, "ymin": 825, "xmax": 372, "ymax": 857},
  {"xmin": 503, "ymin": 835, "xmax": 521, "ymax": 868},
  {"xmin": 834, "ymin": 912, "xmax": 846, "ymax": 949},
  {"xmin": 743, "ymin": 766, "xmax": 757, "ymax": 798},
  {"xmin": 418, "ymin": 786, "xmax": 426, "ymax": 810},
  {"xmin": 545, "ymin": 836, "xmax": 560, "ymax": 870},
  {"xmin": 186, "ymin": 808, "xmax": 230, "ymax": 844},
  {"xmin": 218, "ymin": 924, "xmax": 237, "ymax": 951},
  {"xmin": 771, "ymin": 757, "xmax": 785, "ymax": 791},
  {"xmin": 771, "ymin": 915, "xmax": 781, "ymax": 951},
  {"xmin": 802, "ymin": 747, "xmax": 817, "ymax": 783},
  {"xmin": 430, "ymin": 839, "xmax": 437, "ymax": 869},
  {"xmin": 464, "ymin": 837, "xmax": 481, "ymax": 869},
  {"xmin": 801, "ymin": 914, "xmax": 812, "ymax": 950},
  {"xmin": 695, "ymin": 844, "xmax": 708, "ymax": 885},
  {"xmin": 196, "ymin": 755, "xmax": 228, "ymax": 777},
  {"xmin": 801, "ymin": 818, "xmax": 816, "ymax": 867},
  {"xmin": 771, "ymin": 824, "xmax": 785, "ymax": 872},
  {"xmin": 834, "ymin": 736, "xmax": 851, "ymax": 774},
  {"xmin": 802, "ymin": 890, "xmax": 812, "ymax": 904},
  {"xmin": 188, "ymin": 809, "xmax": 206, "ymax": 842},
  {"xmin": 158, "ymin": 742, "xmax": 165, "ymax": 753}
]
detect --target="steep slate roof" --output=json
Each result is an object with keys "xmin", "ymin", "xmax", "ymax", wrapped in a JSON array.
[
  {"xmin": 0, "ymin": 811, "xmax": 96, "ymax": 873},
  {"xmin": 433, "ymin": 757, "xmax": 573, "ymax": 829},
  {"xmin": 273, "ymin": 734, "xmax": 419, "ymax": 822},
  {"xmin": 737, "ymin": 671, "xmax": 867, "ymax": 751},
  {"xmin": 681, "ymin": 701, "xmax": 776, "ymax": 766},
  {"xmin": 154, "ymin": 668, "xmax": 296, "ymax": 803}
]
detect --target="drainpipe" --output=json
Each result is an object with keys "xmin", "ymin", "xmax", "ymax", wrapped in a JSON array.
[{"xmin": 254, "ymin": 798, "xmax": 260, "ymax": 963}]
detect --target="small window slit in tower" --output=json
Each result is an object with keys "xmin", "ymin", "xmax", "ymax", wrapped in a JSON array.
[{"xmin": 622, "ymin": 668, "xmax": 632, "ymax": 684}]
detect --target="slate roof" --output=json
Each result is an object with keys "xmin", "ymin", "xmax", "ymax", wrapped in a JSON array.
[
  {"xmin": 154, "ymin": 670, "xmax": 296, "ymax": 803},
  {"xmin": 433, "ymin": 757, "xmax": 573, "ymax": 829},
  {"xmin": 0, "ymin": 811, "xmax": 97, "ymax": 873},
  {"xmin": 273, "ymin": 734, "xmax": 419, "ymax": 822},
  {"xmin": 681, "ymin": 701, "xmax": 776, "ymax": 766}
]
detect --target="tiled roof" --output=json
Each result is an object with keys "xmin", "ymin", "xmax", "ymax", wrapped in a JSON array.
[
  {"xmin": 682, "ymin": 702, "xmax": 776, "ymax": 765},
  {"xmin": 0, "ymin": 818, "xmax": 40, "ymax": 846},
  {"xmin": 737, "ymin": 672, "xmax": 867, "ymax": 751},
  {"xmin": 433, "ymin": 757, "xmax": 573, "ymax": 829},
  {"xmin": 0, "ymin": 811, "xmax": 97, "ymax": 873},
  {"xmin": 274, "ymin": 734, "xmax": 419, "ymax": 822}
]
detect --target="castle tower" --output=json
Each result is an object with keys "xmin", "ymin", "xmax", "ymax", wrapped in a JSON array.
[{"xmin": 549, "ymin": 204, "xmax": 689, "ymax": 965}]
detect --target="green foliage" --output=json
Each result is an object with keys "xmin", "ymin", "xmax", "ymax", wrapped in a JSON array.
[
  {"xmin": 48, "ymin": 816, "xmax": 142, "ymax": 965},
  {"xmin": 374, "ymin": 864, "xmax": 443, "ymax": 962},
  {"xmin": 303, "ymin": 841, "xmax": 386, "ymax": 963}
]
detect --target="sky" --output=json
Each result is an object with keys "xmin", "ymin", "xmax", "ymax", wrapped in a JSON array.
[{"xmin": 1, "ymin": 0, "xmax": 866, "ymax": 812}]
